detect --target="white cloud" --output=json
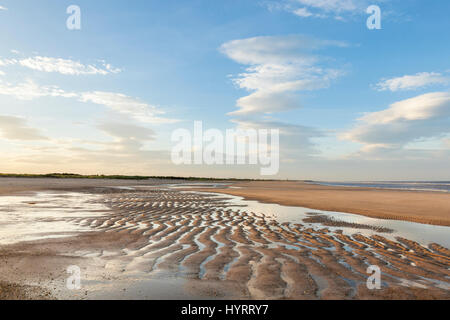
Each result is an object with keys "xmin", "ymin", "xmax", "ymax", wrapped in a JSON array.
[
  {"xmin": 0, "ymin": 56, "xmax": 121, "ymax": 75},
  {"xmin": 0, "ymin": 52, "xmax": 178, "ymax": 124},
  {"xmin": 0, "ymin": 80, "xmax": 177, "ymax": 124},
  {"xmin": 293, "ymin": 7, "xmax": 314, "ymax": 17},
  {"xmin": 0, "ymin": 58, "xmax": 16, "ymax": 66},
  {"xmin": 221, "ymin": 35, "xmax": 346, "ymax": 116},
  {"xmin": 376, "ymin": 72, "xmax": 450, "ymax": 92},
  {"xmin": 0, "ymin": 79, "xmax": 77, "ymax": 100},
  {"xmin": 0, "ymin": 115, "xmax": 47, "ymax": 141},
  {"xmin": 235, "ymin": 91, "xmax": 303, "ymax": 115},
  {"xmin": 266, "ymin": 0, "xmax": 374, "ymax": 20},
  {"xmin": 342, "ymin": 92, "xmax": 450, "ymax": 153},
  {"xmin": 19, "ymin": 56, "xmax": 121, "ymax": 75},
  {"xmin": 0, "ymin": 6, "xmax": 7, "ymax": 11},
  {"xmin": 361, "ymin": 92, "xmax": 450, "ymax": 124},
  {"xmin": 295, "ymin": 0, "xmax": 358, "ymax": 13},
  {"xmin": 79, "ymin": 91, "xmax": 178, "ymax": 124}
]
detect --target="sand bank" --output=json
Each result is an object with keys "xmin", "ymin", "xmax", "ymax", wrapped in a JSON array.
[{"xmin": 196, "ymin": 181, "xmax": 450, "ymax": 226}]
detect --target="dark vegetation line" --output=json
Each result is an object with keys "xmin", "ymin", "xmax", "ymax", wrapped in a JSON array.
[{"xmin": 0, "ymin": 173, "xmax": 288, "ymax": 182}]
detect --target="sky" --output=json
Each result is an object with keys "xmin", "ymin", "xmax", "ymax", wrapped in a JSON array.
[{"xmin": 0, "ymin": 0, "xmax": 449, "ymax": 181}]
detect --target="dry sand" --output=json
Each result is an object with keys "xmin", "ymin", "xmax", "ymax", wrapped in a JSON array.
[
  {"xmin": 196, "ymin": 181, "xmax": 450, "ymax": 226},
  {"xmin": 0, "ymin": 178, "xmax": 449, "ymax": 300}
]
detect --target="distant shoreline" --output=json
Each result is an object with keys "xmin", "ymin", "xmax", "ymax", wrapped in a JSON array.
[{"xmin": 308, "ymin": 181, "xmax": 450, "ymax": 193}]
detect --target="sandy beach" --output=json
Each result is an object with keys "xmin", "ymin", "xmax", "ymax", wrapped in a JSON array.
[
  {"xmin": 197, "ymin": 181, "xmax": 450, "ymax": 226},
  {"xmin": 0, "ymin": 178, "xmax": 448, "ymax": 300}
]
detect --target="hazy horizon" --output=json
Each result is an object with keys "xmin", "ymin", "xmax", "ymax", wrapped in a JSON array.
[{"xmin": 2, "ymin": 172, "xmax": 450, "ymax": 184}]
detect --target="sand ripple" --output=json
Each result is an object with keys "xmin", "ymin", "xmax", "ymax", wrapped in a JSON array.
[{"xmin": 70, "ymin": 189, "xmax": 450, "ymax": 299}]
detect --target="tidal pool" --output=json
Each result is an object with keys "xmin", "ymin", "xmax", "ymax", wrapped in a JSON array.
[{"xmin": 0, "ymin": 191, "xmax": 108, "ymax": 245}]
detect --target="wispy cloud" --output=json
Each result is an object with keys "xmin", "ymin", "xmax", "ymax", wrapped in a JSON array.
[
  {"xmin": 0, "ymin": 115, "xmax": 48, "ymax": 141},
  {"xmin": 80, "ymin": 91, "xmax": 178, "ymax": 124},
  {"xmin": 341, "ymin": 92, "xmax": 450, "ymax": 153},
  {"xmin": 0, "ymin": 56, "xmax": 121, "ymax": 75},
  {"xmin": 0, "ymin": 58, "xmax": 15, "ymax": 66},
  {"xmin": 264, "ymin": 0, "xmax": 381, "ymax": 20},
  {"xmin": 0, "ymin": 80, "xmax": 177, "ymax": 124},
  {"xmin": 0, "ymin": 79, "xmax": 77, "ymax": 100},
  {"xmin": 0, "ymin": 5, "xmax": 7, "ymax": 11},
  {"xmin": 375, "ymin": 72, "xmax": 450, "ymax": 92},
  {"xmin": 293, "ymin": 7, "xmax": 326, "ymax": 18},
  {"xmin": 221, "ymin": 35, "xmax": 347, "ymax": 116},
  {"xmin": 295, "ymin": 0, "xmax": 358, "ymax": 13}
]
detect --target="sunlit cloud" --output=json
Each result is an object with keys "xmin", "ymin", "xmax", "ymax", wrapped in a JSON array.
[
  {"xmin": 0, "ymin": 79, "xmax": 77, "ymax": 100},
  {"xmin": 221, "ymin": 35, "xmax": 347, "ymax": 116},
  {"xmin": 0, "ymin": 55, "xmax": 121, "ymax": 75},
  {"xmin": 0, "ymin": 80, "xmax": 177, "ymax": 124},
  {"xmin": 80, "ymin": 91, "xmax": 179, "ymax": 124},
  {"xmin": 341, "ymin": 92, "xmax": 450, "ymax": 155}
]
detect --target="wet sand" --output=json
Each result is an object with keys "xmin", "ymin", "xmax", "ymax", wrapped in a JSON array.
[
  {"xmin": 0, "ymin": 178, "xmax": 449, "ymax": 300},
  {"xmin": 0, "ymin": 177, "xmax": 181, "ymax": 196},
  {"xmin": 196, "ymin": 181, "xmax": 450, "ymax": 227}
]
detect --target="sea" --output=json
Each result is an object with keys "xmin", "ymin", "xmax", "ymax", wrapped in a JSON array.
[{"xmin": 311, "ymin": 181, "xmax": 450, "ymax": 193}]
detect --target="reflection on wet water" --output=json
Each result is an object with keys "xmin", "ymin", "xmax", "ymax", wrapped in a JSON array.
[{"xmin": 0, "ymin": 192, "xmax": 109, "ymax": 245}]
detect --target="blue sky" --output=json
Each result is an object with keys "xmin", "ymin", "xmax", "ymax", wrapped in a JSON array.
[{"xmin": 0, "ymin": 0, "xmax": 449, "ymax": 180}]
